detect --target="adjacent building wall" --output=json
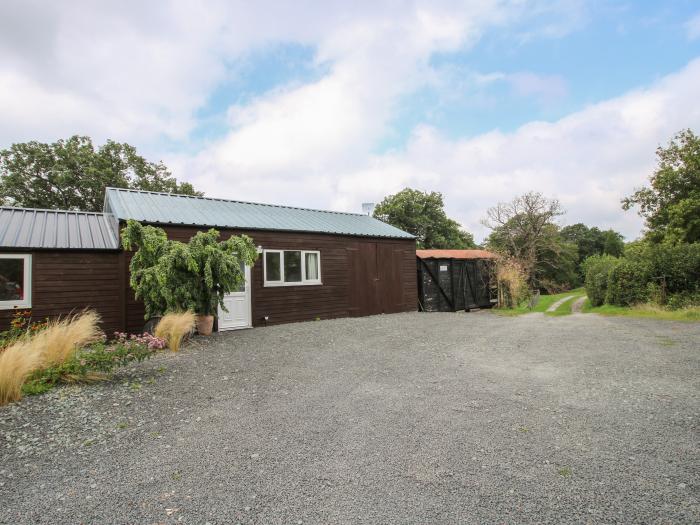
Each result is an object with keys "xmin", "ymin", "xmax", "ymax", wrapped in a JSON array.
[
  {"xmin": 0, "ymin": 250, "xmax": 124, "ymax": 335},
  {"xmin": 125, "ymin": 225, "xmax": 417, "ymax": 331},
  {"xmin": 1, "ymin": 227, "xmax": 417, "ymax": 334}
]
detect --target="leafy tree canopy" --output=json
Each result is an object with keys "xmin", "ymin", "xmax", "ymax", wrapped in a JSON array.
[
  {"xmin": 121, "ymin": 220, "xmax": 258, "ymax": 318},
  {"xmin": 0, "ymin": 135, "xmax": 201, "ymax": 212},
  {"xmin": 622, "ymin": 129, "xmax": 700, "ymax": 244},
  {"xmin": 560, "ymin": 223, "xmax": 624, "ymax": 265},
  {"xmin": 373, "ymin": 188, "xmax": 475, "ymax": 249},
  {"xmin": 483, "ymin": 192, "xmax": 568, "ymax": 290}
]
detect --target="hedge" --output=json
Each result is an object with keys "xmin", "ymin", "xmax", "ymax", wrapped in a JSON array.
[{"xmin": 582, "ymin": 254, "xmax": 620, "ymax": 307}]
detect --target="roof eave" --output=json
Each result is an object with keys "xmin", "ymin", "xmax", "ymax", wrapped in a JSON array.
[{"xmin": 114, "ymin": 218, "xmax": 415, "ymax": 240}]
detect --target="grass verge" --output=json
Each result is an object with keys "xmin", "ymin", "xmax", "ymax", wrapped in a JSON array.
[{"xmin": 581, "ymin": 300, "xmax": 700, "ymax": 322}]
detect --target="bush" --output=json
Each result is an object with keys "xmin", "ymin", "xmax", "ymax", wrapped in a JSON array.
[
  {"xmin": 23, "ymin": 334, "xmax": 164, "ymax": 395},
  {"xmin": 651, "ymin": 243, "xmax": 700, "ymax": 296},
  {"xmin": 0, "ymin": 311, "xmax": 103, "ymax": 405},
  {"xmin": 666, "ymin": 291, "xmax": 700, "ymax": 310},
  {"xmin": 155, "ymin": 312, "xmax": 196, "ymax": 352},
  {"xmin": 617, "ymin": 241, "xmax": 700, "ymax": 305},
  {"xmin": 0, "ymin": 310, "xmax": 48, "ymax": 351},
  {"xmin": 121, "ymin": 220, "xmax": 258, "ymax": 318},
  {"xmin": 582, "ymin": 254, "xmax": 620, "ymax": 307},
  {"xmin": 606, "ymin": 259, "xmax": 651, "ymax": 306},
  {"xmin": 0, "ymin": 309, "xmax": 168, "ymax": 404},
  {"xmin": 30, "ymin": 311, "xmax": 104, "ymax": 368},
  {"xmin": 0, "ymin": 339, "xmax": 44, "ymax": 405},
  {"xmin": 494, "ymin": 257, "xmax": 529, "ymax": 308}
]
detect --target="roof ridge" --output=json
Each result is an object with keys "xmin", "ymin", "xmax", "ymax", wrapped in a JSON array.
[
  {"xmin": 105, "ymin": 187, "xmax": 371, "ymax": 218},
  {"xmin": 0, "ymin": 206, "xmax": 110, "ymax": 216}
]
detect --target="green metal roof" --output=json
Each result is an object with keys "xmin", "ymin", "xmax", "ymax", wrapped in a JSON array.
[
  {"xmin": 104, "ymin": 188, "xmax": 414, "ymax": 239},
  {"xmin": 0, "ymin": 207, "xmax": 119, "ymax": 250}
]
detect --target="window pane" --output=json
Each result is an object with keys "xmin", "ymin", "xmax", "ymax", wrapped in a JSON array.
[
  {"xmin": 236, "ymin": 261, "xmax": 246, "ymax": 292},
  {"xmin": 305, "ymin": 252, "xmax": 319, "ymax": 281},
  {"xmin": 284, "ymin": 251, "xmax": 302, "ymax": 282},
  {"xmin": 0, "ymin": 258, "xmax": 24, "ymax": 301},
  {"xmin": 265, "ymin": 252, "xmax": 281, "ymax": 282}
]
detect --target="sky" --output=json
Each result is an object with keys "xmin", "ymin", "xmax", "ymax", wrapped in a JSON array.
[{"xmin": 1, "ymin": 1, "xmax": 699, "ymax": 242}]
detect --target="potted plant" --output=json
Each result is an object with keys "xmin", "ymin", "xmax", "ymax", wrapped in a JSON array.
[{"xmin": 121, "ymin": 221, "xmax": 258, "ymax": 335}]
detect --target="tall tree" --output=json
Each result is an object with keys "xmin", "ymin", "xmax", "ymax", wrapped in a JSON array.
[
  {"xmin": 622, "ymin": 128, "xmax": 700, "ymax": 243},
  {"xmin": 0, "ymin": 135, "xmax": 201, "ymax": 212},
  {"xmin": 560, "ymin": 223, "xmax": 624, "ymax": 264},
  {"xmin": 482, "ymin": 192, "xmax": 567, "ymax": 290},
  {"xmin": 373, "ymin": 188, "xmax": 475, "ymax": 249}
]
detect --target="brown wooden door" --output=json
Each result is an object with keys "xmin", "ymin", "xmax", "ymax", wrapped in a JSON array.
[
  {"xmin": 348, "ymin": 242, "xmax": 378, "ymax": 316},
  {"xmin": 377, "ymin": 244, "xmax": 405, "ymax": 313},
  {"xmin": 348, "ymin": 242, "xmax": 405, "ymax": 316}
]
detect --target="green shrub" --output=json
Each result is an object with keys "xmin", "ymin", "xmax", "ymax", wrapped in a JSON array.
[
  {"xmin": 666, "ymin": 291, "xmax": 700, "ymax": 310},
  {"xmin": 653, "ymin": 243, "xmax": 700, "ymax": 296},
  {"xmin": 625, "ymin": 242, "xmax": 700, "ymax": 293},
  {"xmin": 0, "ymin": 310, "xmax": 49, "ymax": 351},
  {"xmin": 606, "ymin": 260, "xmax": 651, "ymax": 306},
  {"xmin": 22, "ymin": 333, "xmax": 165, "ymax": 395},
  {"xmin": 121, "ymin": 220, "xmax": 259, "ymax": 318},
  {"xmin": 582, "ymin": 254, "xmax": 620, "ymax": 307}
]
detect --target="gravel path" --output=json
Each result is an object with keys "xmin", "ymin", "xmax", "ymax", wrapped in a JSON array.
[
  {"xmin": 546, "ymin": 295, "xmax": 576, "ymax": 312},
  {"xmin": 1, "ymin": 312, "xmax": 699, "ymax": 524}
]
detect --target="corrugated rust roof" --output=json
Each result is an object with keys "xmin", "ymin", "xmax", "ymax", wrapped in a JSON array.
[
  {"xmin": 0, "ymin": 207, "xmax": 120, "ymax": 250},
  {"xmin": 416, "ymin": 249, "xmax": 497, "ymax": 260},
  {"xmin": 104, "ymin": 187, "xmax": 414, "ymax": 239}
]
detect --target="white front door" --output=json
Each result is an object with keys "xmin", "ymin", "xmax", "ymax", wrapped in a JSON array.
[{"xmin": 218, "ymin": 264, "xmax": 252, "ymax": 331}]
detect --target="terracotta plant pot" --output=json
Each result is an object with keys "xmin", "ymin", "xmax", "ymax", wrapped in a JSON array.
[{"xmin": 195, "ymin": 314, "xmax": 214, "ymax": 336}]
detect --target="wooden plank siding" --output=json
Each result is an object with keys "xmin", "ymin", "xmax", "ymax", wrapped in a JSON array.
[
  {"xmin": 1, "ymin": 226, "xmax": 417, "ymax": 335},
  {"xmin": 125, "ymin": 225, "xmax": 417, "ymax": 331},
  {"xmin": 0, "ymin": 251, "xmax": 123, "ymax": 335}
]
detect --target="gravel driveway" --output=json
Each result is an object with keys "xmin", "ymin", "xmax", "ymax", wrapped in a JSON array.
[{"xmin": 1, "ymin": 312, "xmax": 699, "ymax": 524}]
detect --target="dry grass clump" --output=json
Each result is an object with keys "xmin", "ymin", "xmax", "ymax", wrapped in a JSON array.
[
  {"xmin": 0, "ymin": 310, "xmax": 103, "ymax": 405},
  {"xmin": 495, "ymin": 257, "xmax": 529, "ymax": 308},
  {"xmin": 30, "ymin": 311, "xmax": 104, "ymax": 367},
  {"xmin": 0, "ymin": 341, "xmax": 44, "ymax": 405},
  {"xmin": 155, "ymin": 311, "xmax": 196, "ymax": 352}
]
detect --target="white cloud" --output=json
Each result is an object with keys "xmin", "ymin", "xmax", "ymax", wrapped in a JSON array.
[
  {"xmin": 330, "ymin": 59, "xmax": 700, "ymax": 241},
  {"xmin": 685, "ymin": 12, "xmax": 700, "ymax": 40},
  {"xmin": 2, "ymin": 0, "xmax": 696, "ymax": 244},
  {"xmin": 0, "ymin": 0, "xmax": 516, "ymax": 147},
  {"xmin": 182, "ymin": 58, "xmax": 700, "ymax": 242}
]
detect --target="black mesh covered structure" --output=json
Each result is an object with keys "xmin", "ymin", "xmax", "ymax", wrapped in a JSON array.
[{"xmin": 417, "ymin": 256, "xmax": 494, "ymax": 312}]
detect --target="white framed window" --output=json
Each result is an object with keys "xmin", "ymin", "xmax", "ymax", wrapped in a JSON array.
[
  {"xmin": 0, "ymin": 254, "xmax": 31, "ymax": 310},
  {"xmin": 263, "ymin": 249, "xmax": 321, "ymax": 287}
]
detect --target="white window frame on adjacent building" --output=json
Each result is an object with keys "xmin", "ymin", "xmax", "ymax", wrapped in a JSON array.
[
  {"xmin": 263, "ymin": 249, "xmax": 322, "ymax": 287},
  {"xmin": 0, "ymin": 254, "xmax": 32, "ymax": 310}
]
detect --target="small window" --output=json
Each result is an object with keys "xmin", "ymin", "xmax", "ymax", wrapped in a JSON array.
[
  {"xmin": 284, "ymin": 251, "xmax": 302, "ymax": 282},
  {"xmin": 265, "ymin": 251, "xmax": 282, "ymax": 283},
  {"xmin": 305, "ymin": 252, "xmax": 319, "ymax": 281},
  {"xmin": 263, "ymin": 249, "xmax": 322, "ymax": 286},
  {"xmin": 235, "ymin": 261, "xmax": 246, "ymax": 292},
  {"xmin": 0, "ymin": 254, "xmax": 31, "ymax": 309}
]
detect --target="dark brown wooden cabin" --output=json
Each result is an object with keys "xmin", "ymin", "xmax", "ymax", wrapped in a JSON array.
[
  {"xmin": 0, "ymin": 208, "xmax": 124, "ymax": 334},
  {"xmin": 0, "ymin": 189, "xmax": 416, "ymax": 334}
]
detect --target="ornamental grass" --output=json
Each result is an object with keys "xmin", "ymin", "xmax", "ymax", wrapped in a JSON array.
[
  {"xmin": 0, "ymin": 310, "xmax": 103, "ymax": 405},
  {"xmin": 155, "ymin": 312, "xmax": 196, "ymax": 352}
]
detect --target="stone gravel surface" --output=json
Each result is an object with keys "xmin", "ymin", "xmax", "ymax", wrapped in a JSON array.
[{"xmin": 1, "ymin": 311, "xmax": 698, "ymax": 524}]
